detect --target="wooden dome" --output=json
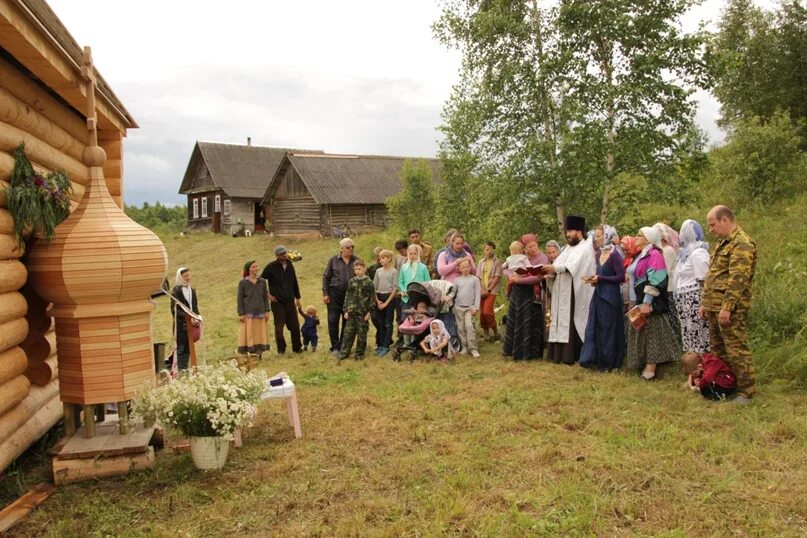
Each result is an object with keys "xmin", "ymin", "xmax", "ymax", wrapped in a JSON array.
[{"xmin": 25, "ymin": 48, "xmax": 167, "ymax": 406}]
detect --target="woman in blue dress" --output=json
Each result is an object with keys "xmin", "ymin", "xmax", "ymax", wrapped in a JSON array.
[{"xmin": 580, "ymin": 225, "xmax": 626, "ymax": 371}]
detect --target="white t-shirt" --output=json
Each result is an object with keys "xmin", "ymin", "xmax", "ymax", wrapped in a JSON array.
[{"xmin": 674, "ymin": 248, "xmax": 709, "ymax": 294}]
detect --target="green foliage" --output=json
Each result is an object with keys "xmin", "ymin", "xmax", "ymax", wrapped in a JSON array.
[
  {"xmin": 708, "ymin": 111, "xmax": 806, "ymax": 200},
  {"xmin": 709, "ymin": 0, "xmax": 807, "ymax": 133},
  {"xmin": 5, "ymin": 144, "xmax": 72, "ymax": 243},
  {"xmin": 125, "ymin": 201, "xmax": 187, "ymax": 234},
  {"xmin": 434, "ymin": 0, "xmax": 708, "ymax": 231},
  {"xmin": 385, "ymin": 159, "xmax": 437, "ymax": 235}
]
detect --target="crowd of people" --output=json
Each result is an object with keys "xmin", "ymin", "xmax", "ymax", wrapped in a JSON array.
[{"xmin": 170, "ymin": 204, "xmax": 758, "ymax": 404}]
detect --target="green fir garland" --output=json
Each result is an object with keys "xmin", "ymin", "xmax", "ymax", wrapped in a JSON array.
[{"xmin": 4, "ymin": 144, "xmax": 72, "ymax": 243}]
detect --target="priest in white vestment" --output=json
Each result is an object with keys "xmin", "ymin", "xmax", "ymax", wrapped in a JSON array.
[{"xmin": 543, "ymin": 215, "xmax": 597, "ymax": 364}]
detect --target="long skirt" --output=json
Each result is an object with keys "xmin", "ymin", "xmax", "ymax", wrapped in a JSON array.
[
  {"xmin": 624, "ymin": 311, "xmax": 681, "ymax": 371},
  {"xmin": 675, "ymin": 287, "xmax": 710, "ymax": 352},
  {"xmin": 238, "ymin": 316, "xmax": 270, "ymax": 354},
  {"xmin": 580, "ymin": 295, "xmax": 625, "ymax": 371},
  {"xmin": 503, "ymin": 284, "xmax": 543, "ymax": 360}
]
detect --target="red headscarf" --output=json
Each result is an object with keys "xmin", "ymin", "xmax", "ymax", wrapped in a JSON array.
[
  {"xmin": 520, "ymin": 233, "xmax": 538, "ymax": 247},
  {"xmin": 620, "ymin": 236, "xmax": 638, "ymax": 269}
]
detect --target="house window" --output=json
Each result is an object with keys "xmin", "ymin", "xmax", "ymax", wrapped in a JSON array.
[
  {"xmin": 192, "ymin": 199, "xmax": 199, "ymax": 219},
  {"xmin": 223, "ymin": 199, "xmax": 231, "ymax": 215},
  {"xmin": 214, "ymin": 194, "xmax": 221, "ymax": 213},
  {"xmin": 201, "ymin": 197, "xmax": 208, "ymax": 218}
]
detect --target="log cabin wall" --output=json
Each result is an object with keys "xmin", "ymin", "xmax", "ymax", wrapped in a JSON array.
[
  {"xmin": 322, "ymin": 204, "xmax": 389, "ymax": 235},
  {"xmin": 269, "ymin": 166, "xmax": 318, "ymax": 234},
  {"xmin": 0, "ymin": 51, "xmax": 100, "ymax": 471}
]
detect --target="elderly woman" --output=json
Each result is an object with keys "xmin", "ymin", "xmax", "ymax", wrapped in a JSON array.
[
  {"xmin": 625, "ymin": 227, "xmax": 682, "ymax": 380},
  {"xmin": 437, "ymin": 233, "xmax": 477, "ymax": 283},
  {"xmin": 170, "ymin": 267, "xmax": 201, "ymax": 371},
  {"xmin": 322, "ymin": 238, "xmax": 357, "ymax": 354},
  {"xmin": 579, "ymin": 226, "xmax": 625, "ymax": 371},
  {"xmin": 544, "ymin": 240, "xmax": 561, "ymax": 263},
  {"xmin": 503, "ymin": 234, "xmax": 549, "ymax": 360},
  {"xmin": 675, "ymin": 219, "xmax": 711, "ymax": 353},
  {"xmin": 237, "ymin": 260, "xmax": 271, "ymax": 356}
]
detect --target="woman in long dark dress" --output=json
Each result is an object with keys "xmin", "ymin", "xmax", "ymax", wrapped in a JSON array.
[
  {"xmin": 579, "ymin": 226, "xmax": 625, "ymax": 371},
  {"xmin": 170, "ymin": 267, "xmax": 200, "ymax": 371},
  {"xmin": 503, "ymin": 234, "xmax": 549, "ymax": 360}
]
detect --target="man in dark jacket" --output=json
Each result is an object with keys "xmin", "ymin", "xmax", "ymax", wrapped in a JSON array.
[
  {"xmin": 261, "ymin": 245, "xmax": 303, "ymax": 354},
  {"xmin": 322, "ymin": 238, "xmax": 357, "ymax": 354}
]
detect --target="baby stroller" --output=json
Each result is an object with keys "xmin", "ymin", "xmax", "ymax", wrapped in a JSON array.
[
  {"xmin": 425, "ymin": 279, "xmax": 462, "ymax": 354},
  {"xmin": 392, "ymin": 281, "xmax": 442, "ymax": 362}
]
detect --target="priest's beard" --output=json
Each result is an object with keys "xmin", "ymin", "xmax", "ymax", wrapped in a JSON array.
[{"xmin": 567, "ymin": 236, "xmax": 581, "ymax": 246}]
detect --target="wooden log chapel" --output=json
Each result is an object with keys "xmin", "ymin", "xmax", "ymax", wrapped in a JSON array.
[{"xmin": 0, "ymin": 0, "xmax": 162, "ymax": 472}]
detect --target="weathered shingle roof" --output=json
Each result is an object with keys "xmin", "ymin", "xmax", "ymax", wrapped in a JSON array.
[
  {"xmin": 269, "ymin": 154, "xmax": 440, "ymax": 205},
  {"xmin": 179, "ymin": 142, "xmax": 322, "ymax": 198}
]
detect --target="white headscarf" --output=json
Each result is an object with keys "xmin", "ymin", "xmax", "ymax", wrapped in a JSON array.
[
  {"xmin": 175, "ymin": 267, "xmax": 190, "ymax": 287},
  {"xmin": 424, "ymin": 319, "xmax": 455, "ymax": 359},
  {"xmin": 601, "ymin": 225, "xmax": 618, "ymax": 252},
  {"xmin": 640, "ymin": 226, "xmax": 662, "ymax": 251}
]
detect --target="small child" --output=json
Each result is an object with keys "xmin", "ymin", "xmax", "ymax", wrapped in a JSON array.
[
  {"xmin": 403, "ymin": 300, "xmax": 429, "ymax": 325},
  {"xmin": 502, "ymin": 240, "xmax": 528, "ymax": 296},
  {"xmin": 339, "ymin": 260, "xmax": 376, "ymax": 360},
  {"xmin": 297, "ymin": 305, "xmax": 319, "ymax": 352},
  {"xmin": 682, "ymin": 351, "xmax": 737, "ymax": 401},
  {"xmin": 454, "ymin": 258, "xmax": 481, "ymax": 358},
  {"xmin": 421, "ymin": 319, "xmax": 454, "ymax": 362}
]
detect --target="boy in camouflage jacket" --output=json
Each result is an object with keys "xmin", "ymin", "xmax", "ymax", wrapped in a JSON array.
[{"xmin": 339, "ymin": 260, "xmax": 376, "ymax": 360}]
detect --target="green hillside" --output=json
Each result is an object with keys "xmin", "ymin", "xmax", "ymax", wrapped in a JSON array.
[{"xmin": 7, "ymin": 222, "xmax": 806, "ymax": 536}]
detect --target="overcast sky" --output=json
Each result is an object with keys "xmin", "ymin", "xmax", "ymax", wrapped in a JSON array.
[{"xmin": 46, "ymin": 0, "xmax": 772, "ymax": 206}]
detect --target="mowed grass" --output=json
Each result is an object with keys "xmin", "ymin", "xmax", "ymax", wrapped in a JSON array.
[{"xmin": 6, "ymin": 232, "xmax": 807, "ymax": 537}]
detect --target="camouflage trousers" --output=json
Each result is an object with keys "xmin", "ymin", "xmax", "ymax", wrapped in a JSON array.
[
  {"xmin": 340, "ymin": 315, "xmax": 369, "ymax": 359},
  {"xmin": 707, "ymin": 311, "xmax": 756, "ymax": 397}
]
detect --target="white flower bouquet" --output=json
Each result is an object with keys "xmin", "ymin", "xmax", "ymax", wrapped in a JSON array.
[{"xmin": 132, "ymin": 362, "xmax": 267, "ymax": 441}]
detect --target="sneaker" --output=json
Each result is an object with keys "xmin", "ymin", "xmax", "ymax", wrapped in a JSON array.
[
  {"xmin": 331, "ymin": 350, "xmax": 341, "ymax": 357},
  {"xmin": 355, "ymin": 355, "xmax": 365, "ymax": 361},
  {"xmin": 378, "ymin": 347, "xmax": 389, "ymax": 357},
  {"xmin": 303, "ymin": 345, "xmax": 308, "ymax": 352},
  {"xmin": 471, "ymin": 350, "xmax": 480, "ymax": 358},
  {"xmin": 729, "ymin": 395, "xmax": 752, "ymax": 406},
  {"xmin": 312, "ymin": 346, "xmax": 317, "ymax": 352}
]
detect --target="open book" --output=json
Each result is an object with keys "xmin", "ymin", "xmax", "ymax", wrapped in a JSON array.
[{"xmin": 514, "ymin": 265, "xmax": 548, "ymax": 276}]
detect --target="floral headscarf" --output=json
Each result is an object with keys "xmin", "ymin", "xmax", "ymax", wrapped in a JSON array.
[
  {"xmin": 678, "ymin": 219, "xmax": 709, "ymax": 266},
  {"xmin": 653, "ymin": 222, "xmax": 680, "ymax": 252},
  {"xmin": 424, "ymin": 319, "xmax": 455, "ymax": 359},
  {"xmin": 601, "ymin": 225, "xmax": 618, "ymax": 252}
]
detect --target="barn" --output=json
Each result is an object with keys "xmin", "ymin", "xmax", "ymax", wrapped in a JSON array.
[
  {"xmin": 0, "ymin": 0, "xmax": 147, "ymax": 471},
  {"xmin": 262, "ymin": 153, "xmax": 440, "ymax": 236},
  {"xmin": 178, "ymin": 141, "xmax": 321, "ymax": 235}
]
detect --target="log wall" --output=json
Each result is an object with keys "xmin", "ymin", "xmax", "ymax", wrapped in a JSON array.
[
  {"xmin": 322, "ymin": 204, "xmax": 389, "ymax": 235},
  {"xmin": 0, "ymin": 54, "xmax": 101, "ymax": 472}
]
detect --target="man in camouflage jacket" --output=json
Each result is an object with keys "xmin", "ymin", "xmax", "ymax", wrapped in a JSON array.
[
  {"xmin": 339, "ymin": 260, "xmax": 376, "ymax": 360},
  {"xmin": 700, "ymin": 205, "xmax": 757, "ymax": 403}
]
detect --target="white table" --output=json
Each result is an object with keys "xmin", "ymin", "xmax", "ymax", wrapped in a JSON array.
[{"xmin": 260, "ymin": 377, "xmax": 301, "ymax": 439}]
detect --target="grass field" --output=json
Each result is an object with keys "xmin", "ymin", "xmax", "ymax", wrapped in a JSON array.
[{"xmin": 4, "ymin": 232, "xmax": 807, "ymax": 537}]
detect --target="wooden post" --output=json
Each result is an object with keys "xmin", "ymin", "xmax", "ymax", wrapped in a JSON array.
[
  {"xmin": 63, "ymin": 403, "xmax": 77, "ymax": 437},
  {"xmin": 117, "ymin": 401, "xmax": 129, "ymax": 435},
  {"xmin": 82, "ymin": 405, "xmax": 95, "ymax": 438}
]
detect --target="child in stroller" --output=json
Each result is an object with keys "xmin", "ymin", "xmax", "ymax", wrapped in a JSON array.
[
  {"xmin": 425, "ymin": 279, "xmax": 462, "ymax": 354},
  {"xmin": 392, "ymin": 281, "xmax": 441, "ymax": 362}
]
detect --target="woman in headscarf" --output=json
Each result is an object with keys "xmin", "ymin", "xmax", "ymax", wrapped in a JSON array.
[
  {"xmin": 625, "ymin": 227, "xmax": 682, "ymax": 380},
  {"xmin": 503, "ymin": 233, "xmax": 549, "ymax": 360},
  {"xmin": 674, "ymin": 219, "xmax": 711, "ymax": 353},
  {"xmin": 579, "ymin": 225, "xmax": 625, "ymax": 371},
  {"xmin": 237, "ymin": 260, "xmax": 271, "ymax": 356},
  {"xmin": 437, "ymin": 233, "xmax": 477, "ymax": 283},
  {"xmin": 620, "ymin": 235, "xmax": 640, "ymax": 312},
  {"xmin": 653, "ymin": 222, "xmax": 680, "ymax": 293},
  {"xmin": 541, "ymin": 239, "xmax": 562, "ymax": 359},
  {"xmin": 170, "ymin": 267, "xmax": 200, "ymax": 371}
]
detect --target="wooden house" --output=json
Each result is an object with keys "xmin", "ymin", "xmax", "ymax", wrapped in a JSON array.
[
  {"xmin": 178, "ymin": 141, "xmax": 321, "ymax": 235},
  {"xmin": 262, "ymin": 153, "xmax": 440, "ymax": 236},
  {"xmin": 0, "ymin": 0, "xmax": 143, "ymax": 471}
]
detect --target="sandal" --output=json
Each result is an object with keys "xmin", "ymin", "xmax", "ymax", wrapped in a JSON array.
[{"xmin": 640, "ymin": 373, "xmax": 656, "ymax": 381}]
